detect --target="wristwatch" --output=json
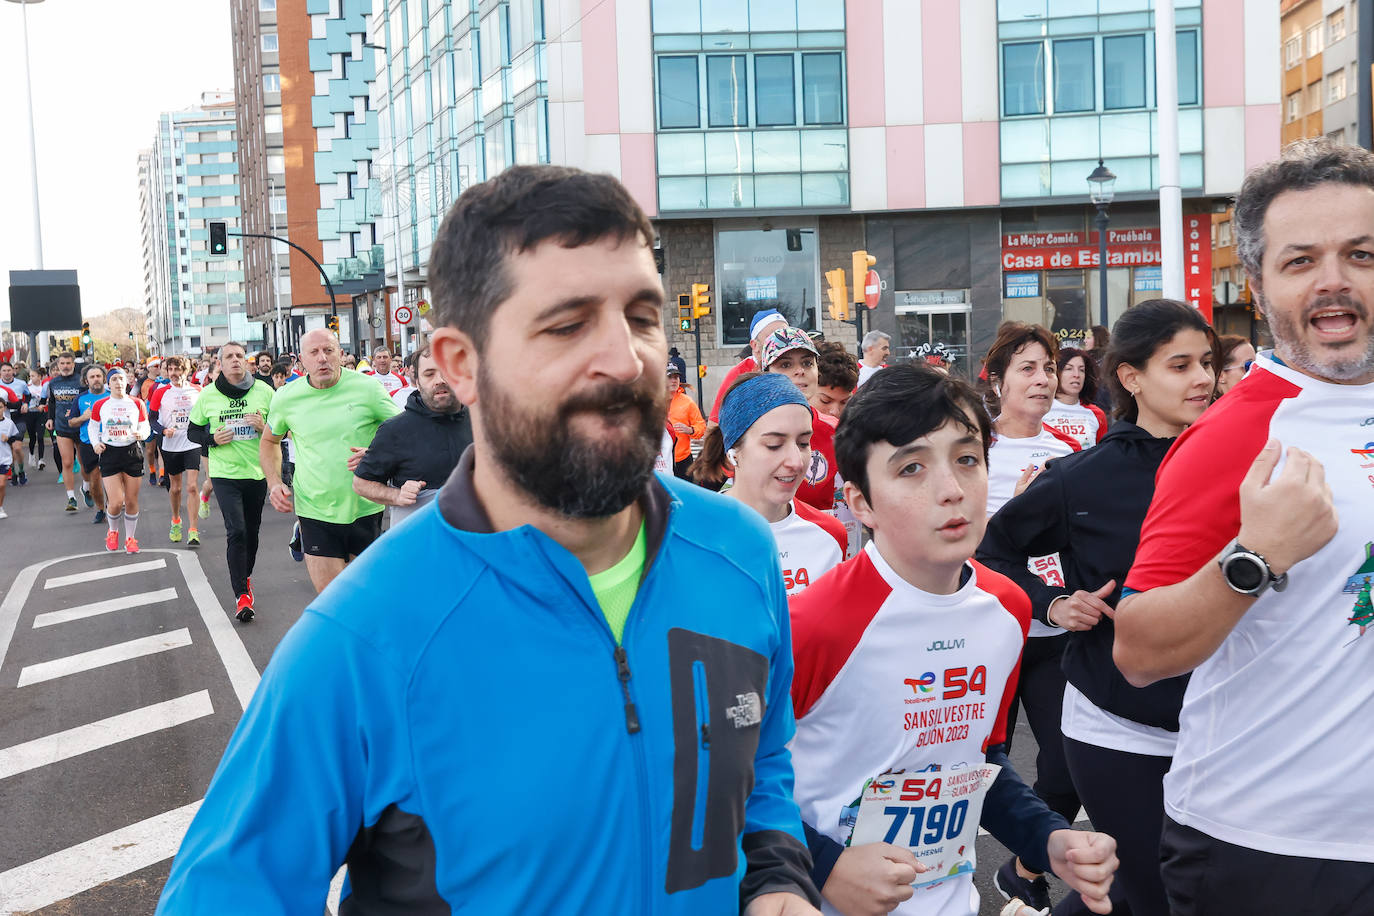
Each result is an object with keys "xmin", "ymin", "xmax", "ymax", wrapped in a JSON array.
[{"xmin": 1218, "ymin": 539, "xmax": 1288, "ymax": 597}]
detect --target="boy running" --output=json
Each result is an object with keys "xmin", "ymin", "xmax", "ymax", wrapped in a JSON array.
[{"xmin": 149, "ymin": 356, "xmax": 204, "ymax": 545}]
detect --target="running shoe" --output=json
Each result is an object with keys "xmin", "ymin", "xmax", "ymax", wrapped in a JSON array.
[
  {"xmin": 169, "ymin": 521, "xmax": 183, "ymax": 543},
  {"xmin": 149, "ymin": 469, "xmax": 157, "ymax": 485},
  {"xmin": 160, "ymin": 474, "xmax": 170, "ymax": 490},
  {"xmin": 288, "ymin": 520, "xmax": 303, "ymax": 561},
  {"xmin": 187, "ymin": 528, "xmax": 200, "ymax": 547},
  {"xmin": 105, "ymin": 530, "xmax": 119, "ymax": 551},
  {"xmin": 17, "ymin": 472, "xmax": 26, "ymax": 486},
  {"xmin": 83, "ymin": 489, "xmax": 94, "ymax": 508},
  {"xmin": 1000, "ymin": 901, "xmax": 1049, "ymax": 916},
  {"xmin": 994, "ymin": 859, "xmax": 1051, "ymax": 913},
  {"xmin": 0, "ymin": 507, "xmax": 8, "ymax": 519},
  {"xmin": 198, "ymin": 496, "xmax": 211, "ymax": 519},
  {"xmin": 36, "ymin": 459, "xmax": 45, "ymax": 470},
  {"xmin": 93, "ymin": 509, "xmax": 106, "ymax": 525},
  {"xmin": 125, "ymin": 536, "xmax": 140, "ymax": 555},
  {"xmin": 246, "ymin": 576, "xmax": 254, "ymax": 604},
  {"xmin": 235, "ymin": 593, "xmax": 255, "ymax": 623},
  {"xmin": 65, "ymin": 497, "xmax": 78, "ymax": 512}
]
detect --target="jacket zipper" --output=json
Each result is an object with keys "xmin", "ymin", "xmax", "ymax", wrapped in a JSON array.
[{"xmin": 691, "ymin": 659, "xmax": 711, "ymax": 851}]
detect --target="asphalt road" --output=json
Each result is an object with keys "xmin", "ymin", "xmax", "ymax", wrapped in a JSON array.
[{"xmin": 0, "ymin": 461, "xmax": 1088, "ymax": 915}]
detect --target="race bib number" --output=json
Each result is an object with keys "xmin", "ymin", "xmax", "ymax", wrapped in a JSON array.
[
  {"xmin": 849, "ymin": 764, "xmax": 1000, "ymax": 889},
  {"xmin": 231, "ymin": 422, "xmax": 260, "ymax": 441},
  {"xmin": 1029, "ymin": 553, "xmax": 1065, "ymax": 588}
]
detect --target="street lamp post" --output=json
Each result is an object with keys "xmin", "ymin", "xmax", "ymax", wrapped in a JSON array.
[
  {"xmin": 1087, "ymin": 159, "xmax": 1117, "ymax": 329},
  {"xmin": 7, "ymin": 0, "xmax": 48, "ymax": 364}
]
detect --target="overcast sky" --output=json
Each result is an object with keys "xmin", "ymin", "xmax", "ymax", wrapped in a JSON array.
[{"xmin": 0, "ymin": 0, "xmax": 232, "ymax": 325}]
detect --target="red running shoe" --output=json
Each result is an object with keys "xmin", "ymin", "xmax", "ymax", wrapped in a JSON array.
[
  {"xmin": 105, "ymin": 530, "xmax": 119, "ymax": 552},
  {"xmin": 235, "ymin": 593, "xmax": 255, "ymax": 623}
]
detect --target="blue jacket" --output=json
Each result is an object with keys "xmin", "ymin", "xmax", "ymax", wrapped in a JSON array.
[{"xmin": 158, "ymin": 449, "xmax": 820, "ymax": 915}]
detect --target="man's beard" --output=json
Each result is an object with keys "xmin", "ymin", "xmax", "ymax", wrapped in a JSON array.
[
  {"xmin": 477, "ymin": 366, "xmax": 668, "ymax": 518},
  {"xmin": 1262, "ymin": 291, "xmax": 1374, "ymax": 382}
]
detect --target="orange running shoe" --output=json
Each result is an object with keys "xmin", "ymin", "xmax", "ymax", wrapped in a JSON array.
[
  {"xmin": 105, "ymin": 530, "xmax": 119, "ymax": 552},
  {"xmin": 125, "ymin": 536, "xmax": 140, "ymax": 555}
]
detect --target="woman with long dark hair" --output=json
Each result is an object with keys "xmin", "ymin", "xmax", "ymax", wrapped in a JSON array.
[
  {"xmin": 978, "ymin": 300, "xmax": 1217, "ymax": 915},
  {"xmin": 1044, "ymin": 348, "xmax": 1108, "ymax": 449},
  {"xmin": 1214, "ymin": 333, "xmax": 1256, "ymax": 398}
]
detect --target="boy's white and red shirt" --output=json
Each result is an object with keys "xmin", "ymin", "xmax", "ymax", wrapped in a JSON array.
[
  {"xmin": 1043, "ymin": 399, "xmax": 1107, "ymax": 449},
  {"xmin": 90, "ymin": 396, "xmax": 151, "ymax": 447},
  {"xmin": 149, "ymin": 382, "xmax": 201, "ymax": 452},
  {"xmin": 1125, "ymin": 352, "xmax": 1374, "ymax": 862},
  {"xmin": 788, "ymin": 542, "xmax": 1030, "ymax": 915},
  {"xmin": 771, "ymin": 499, "xmax": 847, "ymax": 596},
  {"xmin": 365, "ymin": 369, "xmax": 409, "ymax": 395}
]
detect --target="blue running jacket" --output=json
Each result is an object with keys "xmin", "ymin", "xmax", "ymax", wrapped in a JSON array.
[{"xmin": 158, "ymin": 449, "xmax": 820, "ymax": 915}]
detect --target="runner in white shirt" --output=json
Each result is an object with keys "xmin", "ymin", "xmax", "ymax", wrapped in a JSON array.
[
  {"xmin": 363, "ymin": 347, "xmax": 409, "ymax": 396},
  {"xmin": 789, "ymin": 365, "xmax": 1117, "ymax": 916},
  {"xmin": 1, "ymin": 362, "xmax": 30, "ymax": 484},
  {"xmin": 149, "ymin": 356, "xmax": 203, "ymax": 545},
  {"xmin": 0, "ymin": 410, "xmax": 15, "ymax": 518},
  {"xmin": 90, "ymin": 369, "xmax": 151, "ymax": 554},
  {"xmin": 1042, "ymin": 349, "xmax": 1108, "ymax": 449},
  {"xmin": 714, "ymin": 372, "xmax": 845, "ymax": 596},
  {"xmin": 856, "ymin": 330, "xmax": 890, "ymax": 387},
  {"xmin": 1115, "ymin": 139, "xmax": 1374, "ymax": 915}
]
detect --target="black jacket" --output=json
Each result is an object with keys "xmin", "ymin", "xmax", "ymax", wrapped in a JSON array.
[
  {"xmin": 354, "ymin": 389, "xmax": 472, "ymax": 491},
  {"xmin": 976, "ymin": 420, "xmax": 1189, "ymax": 730}
]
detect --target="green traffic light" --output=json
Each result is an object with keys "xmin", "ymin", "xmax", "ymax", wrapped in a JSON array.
[{"xmin": 680, "ymin": 319, "xmax": 692, "ymax": 332}]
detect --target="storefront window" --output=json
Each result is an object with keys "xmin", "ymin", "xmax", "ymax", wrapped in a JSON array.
[
  {"xmin": 715, "ymin": 226, "xmax": 819, "ymax": 346},
  {"xmin": 894, "ymin": 292, "xmax": 973, "ymax": 378}
]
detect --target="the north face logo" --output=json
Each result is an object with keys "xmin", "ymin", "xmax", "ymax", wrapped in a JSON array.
[{"xmin": 725, "ymin": 692, "xmax": 761, "ymax": 728}]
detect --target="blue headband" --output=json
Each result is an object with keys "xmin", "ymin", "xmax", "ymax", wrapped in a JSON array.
[{"xmin": 719, "ymin": 373, "xmax": 811, "ymax": 450}]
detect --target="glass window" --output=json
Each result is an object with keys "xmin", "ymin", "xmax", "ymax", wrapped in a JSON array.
[
  {"xmin": 263, "ymin": 73, "xmax": 280, "ymax": 92},
  {"xmin": 480, "ymin": 11, "xmax": 504, "ymax": 78},
  {"xmin": 716, "ymin": 228, "xmax": 819, "ymax": 344},
  {"xmin": 1052, "ymin": 39, "xmax": 1094, "ymax": 112},
  {"xmin": 707, "ymin": 55, "xmax": 748, "ymax": 127},
  {"xmin": 754, "ymin": 174, "xmax": 802, "ymax": 208},
  {"xmin": 485, "ymin": 119, "xmax": 509, "ymax": 177},
  {"xmin": 1286, "ymin": 91, "xmax": 1301, "ymax": 123},
  {"xmin": 800, "ymin": 129, "xmax": 847, "ymax": 170},
  {"xmin": 753, "ymin": 130, "xmax": 801, "ymax": 171},
  {"xmin": 801, "ymin": 53, "xmax": 843, "ymax": 124},
  {"xmin": 454, "ymin": 35, "xmax": 475, "ymax": 99},
  {"xmin": 750, "ymin": 0, "xmax": 797, "ymax": 31},
  {"xmin": 658, "ymin": 56, "xmax": 700, "ymax": 129},
  {"xmin": 706, "ymin": 131, "xmax": 753, "ymax": 173},
  {"xmin": 265, "ymin": 113, "xmax": 283, "ymax": 133},
  {"xmin": 657, "ymin": 133, "xmax": 706, "ymax": 174},
  {"xmin": 797, "ymin": 0, "xmax": 845, "ymax": 31},
  {"xmin": 1176, "ymin": 30, "xmax": 1199, "ymax": 105},
  {"xmin": 702, "ymin": 0, "xmax": 749, "ymax": 32},
  {"xmin": 1003, "ymin": 42, "xmax": 1045, "ymax": 116},
  {"xmin": 513, "ymin": 103, "xmax": 542, "ymax": 165},
  {"xmin": 1103, "ymin": 35, "xmax": 1145, "ymax": 109},
  {"xmin": 1329, "ymin": 8, "xmax": 1346, "ymax": 42},
  {"xmin": 707, "ymin": 175, "xmax": 753, "ymax": 208},
  {"xmin": 652, "ymin": 0, "xmax": 700, "ymax": 32},
  {"xmin": 259, "ymin": 0, "xmax": 276, "ymax": 9},
  {"xmin": 1307, "ymin": 23, "xmax": 1324, "ymax": 57},
  {"xmin": 509, "ymin": 0, "xmax": 540, "ymax": 53},
  {"xmin": 1284, "ymin": 36, "xmax": 1301, "ymax": 68},
  {"xmin": 1308, "ymin": 80, "xmax": 1322, "ymax": 113},
  {"xmin": 756, "ymin": 54, "xmax": 796, "ymax": 126},
  {"xmin": 1329, "ymin": 68, "xmax": 1347, "ymax": 102},
  {"xmin": 659, "ymin": 176, "xmax": 707, "ymax": 210}
]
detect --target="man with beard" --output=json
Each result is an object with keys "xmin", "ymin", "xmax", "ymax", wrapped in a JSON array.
[
  {"xmin": 352, "ymin": 346, "xmax": 472, "ymax": 525},
  {"xmin": 159, "ymin": 165, "xmax": 822, "ymax": 916},
  {"xmin": 259, "ymin": 328, "xmax": 400, "ymax": 592},
  {"xmin": 1115, "ymin": 137, "xmax": 1374, "ymax": 914}
]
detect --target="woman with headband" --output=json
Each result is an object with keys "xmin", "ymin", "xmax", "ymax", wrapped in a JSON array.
[{"xmin": 700, "ymin": 371, "xmax": 846, "ymax": 596}]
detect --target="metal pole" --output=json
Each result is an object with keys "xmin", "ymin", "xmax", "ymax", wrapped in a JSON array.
[
  {"xmin": 1156, "ymin": 0, "xmax": 1185, "ymax": 300},
  {"xmin": 269, "ymin": 176, "xmax": 282, "ymax": 354},
  {"xmin": 1096, "ymin": 205, "xmax": 1110, "ymax": 327},
  {"xmin": 231, "ymin": 231, "xmax": 338, "ymax": 322},
  {"xmin": 15, "ymin": 0, "xmax": 49, "ymax": 365},
  {"xmin": 693, "ymin": 319, "xmax": 704, "ymax": 407},
  {"xmin": 1360, "ymin": 0, "xmax": 1373, "ymax": 149}
]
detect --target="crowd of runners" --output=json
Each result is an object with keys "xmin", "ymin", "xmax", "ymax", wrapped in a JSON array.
[{"xmin": 2, "ymin": 141, "xmax": 1368, "ymax": 916}]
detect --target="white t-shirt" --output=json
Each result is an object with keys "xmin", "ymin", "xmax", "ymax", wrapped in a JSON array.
[
  {"xmin": 986, "ymin": 425, "xmax": 1080, "ymax": 517},
  {"xmin": 1126, "ymin": 353, "xmax": 1374, "ymax": 861},
  {"xmin": 0, "ymin": 416, "xmax": 17, "ymax": 466},
  {"xmin": 1060, "ymin": 682, "xmax": 1177, "ymax": 758},
  {"xmin": 1043, "ymin": 400, "xmax": 1105, "ymax": 449},
  {"xmin": 857, "ymin": 363, "xmax": 884, "ymax": 386},
  {"xmin": 390, "ymin": 385, "xmax": 415, "ymax": 408},
  {"xmin": 90, "ymin": 396, "xmax": 151, "ymax": 447},
  {"xmin": 367, "ymin": 369, "xmax": 408, "ymax": 395},
  {"xmin": 770, "ymin": 499, "xmax": 847, "ymax": 596},
  {"xmin": 789, "ymin": 544, "xmax": 1030, "ymax": 916},
  {"xmin": 149, "ymin": 383, "xmax": 201, "ymax": 453},
  {"xmin": 654, "ymin": 429, "xmax": 674, "ymax": 474}
]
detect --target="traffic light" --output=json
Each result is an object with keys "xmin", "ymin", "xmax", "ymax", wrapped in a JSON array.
[
  {"xmin": 678, "ymin": 293, "xmax": 693, "ymax": 324},
  {"xmin": 326, "ymin": 315, "xmax": 340, "ymax": 334},
  {"xmin": 48, "ymin": 334, "xmax": 57, "ymax": 351},
  {"xmin": 81, "ymin": 322, "xmax": 92, "ymax": 349},
  {"xmin": 69, "ymin": 336, "xmax": 82, "ymax": 352},
  {"xmin": 690, "ymin": 283, "xmax": 711, "ymax": 320},
  {"xmin": 825, "ymin": 268, "xmax": 849, "ymax": 322},
  {"xmin": 851, "ymin": 250, "xmax": 876, "ymax": 304},
  {"xmin": 697, "ymin": 364, "xmax": 707, "ymax": 379},
  {"xmin": 209, "ymin": 221, "xmax": 228, "ymax": 256}
]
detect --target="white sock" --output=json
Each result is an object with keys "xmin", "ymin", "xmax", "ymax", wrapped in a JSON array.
[
  {"xmin": 107, "ymin": 511, "xmax": 122, "ymax": 533},
  {"xmin": 66, "ymin": 489, "xmax": 75, "ymax": 499},
  {"xmin": 81, "ymin": 481, "xmax": 89, "ymax": 493},
  {"xmin": 124, "ymin": 513, "xmax": 139, "ymax": 538}
]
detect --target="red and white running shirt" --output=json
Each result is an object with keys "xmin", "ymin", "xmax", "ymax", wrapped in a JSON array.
[
  {"xmin": 149, "ymin": 383, "xmax": 201, "ymax": 453},
  {"xmin": 986, "ymin": 424, "xmax": 1081, "ymax": 517},
  {"xmin": 1043, "ymin": 399, "xmax": 1107, "ymax": 449},
  {"xmin": 789, "ymin": 543, "xmax": 1029, "ymax": 915},
  {"xmin": 771, "ymin": 499, "xmax": 847, "ymax": 596},
  {"xmin": 1126, "ymin": 353, "xmax": 1374, "ymax": 862},
  {"xmin": 90, "ymin": 396, "xmax": 150, "ymax": 447},
  {"xmin": 365, "ymin": 369, "xmax": 409, "ymax": 396}
]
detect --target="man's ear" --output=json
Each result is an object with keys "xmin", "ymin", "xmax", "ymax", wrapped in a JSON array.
[
  {"xmin": 844, "ymin": 478, "xmax": 876, "ymax": 531},
  {"xmin": 431, "ymin": 327, "xmax": 480, "ymax": 406},
  {"xmin": 1247, "ymin": 276, "xmax": 1264, "ymax": 321}
]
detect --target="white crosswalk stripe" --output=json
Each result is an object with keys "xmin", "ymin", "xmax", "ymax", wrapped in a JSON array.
[
  {"xmin": 42, "ymin": 558, "xmax": 168, "ymax": 590},
  {"xmin": 31, "ymin": 587, "xmax": 180, "ymax": 629},
  {"xmin": 17, "ymin": 628, "xmax": 193, "ymax": 687}
]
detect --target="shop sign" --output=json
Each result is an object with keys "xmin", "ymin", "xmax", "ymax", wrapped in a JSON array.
[
  {"xmin": 896, "ymin": 289, "xmax": 969, "ymax": 308},
  {"xmin": 1004, "ymin": 272, "xmax": 1040, "ymax": 298},
  {"xmin": 1134, "ymin": 266, "xmax": 1162, "ymax": 291},
  {"xmin": 745, "ymin": 276, "xmax": 779, "ymax": 301}
]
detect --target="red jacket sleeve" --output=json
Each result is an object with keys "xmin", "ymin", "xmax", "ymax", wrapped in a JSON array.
[{"xmin": 1088, "ymin": 404, "xmax": 1108, "ymax": 443}]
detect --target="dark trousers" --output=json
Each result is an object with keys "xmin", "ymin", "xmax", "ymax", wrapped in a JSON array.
[
  {"xmin": 1160, "ymin": 816, "xmax": 1374, "ymax": 915},
  {"xmin": 1004, "ymin": 634, "xmax": 1080, "ymax": 826},
  {"xmin": 24, "ymin": 412, "xmax": 43, "ymax": 461},
  {"xmin": 673, "ymin": 455, "xmax": 692, "ymax": 478},
  {"xmin": 1064, "ymin": 736, "xmax": 1172, "ymax": 916},
  {"xmin": 214, "ymin": 477, "xmax": 267, "ymax": 597}
]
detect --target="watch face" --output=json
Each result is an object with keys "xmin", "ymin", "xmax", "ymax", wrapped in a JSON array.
[{"xmin": 1227, "ymin": 555, "xmax": 1265, "ymax": 592}]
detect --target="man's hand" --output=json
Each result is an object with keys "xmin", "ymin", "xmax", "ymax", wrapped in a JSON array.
[
  {"xmin": 1236, "ymin": 441, "xmax": 1337, "ymax": 575},
  {"xmin": 744, "ymin": 891, "xmax": 822, "ymax": 916},
  {"xmin": 45, "ymin": 419, "xmax": 52, "ymax": 431},
  {"xmin": 821, "ymin": 842, "xmax": 925, "ymax": 916},
  {"xmin": 212, "ymin": 425, "xmax": 235, "ymax": 446},
  {"xmin": 347, "ymin": 446, "xmax": 367, "ymax": 472},
  {"xmin": 241, "ymin": 412, "xmax": 266, "ymax": 432},
  {"xmin": 671, "ymin": 421, "xmax": 694, "ymax": 435},
  {"xmin": 162, "ymin": 428, "xmax": 177, "ymax": 439},
  {"xmin": 396, "ymin": 479, "xmax": 426, "ymax": 506},
  {"xmin": 1046, "ymin": 829, "xmax": 1117, "ymax": 914},
  {"xmin": 92, "ymin": 442, "xmax": 105, "ymax": 455},
  {"xmin": 268, "ymin": 483, "xmax": 294, "ymax": 513},
  {"xmin": 1047, "ymin": 580, "xmax": 1116, "ymax": 631}
]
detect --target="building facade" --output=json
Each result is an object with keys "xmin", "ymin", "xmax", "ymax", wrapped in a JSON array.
[{"xmin": 139, "ymin": 93, "xmax": 266, "ymax": 356}]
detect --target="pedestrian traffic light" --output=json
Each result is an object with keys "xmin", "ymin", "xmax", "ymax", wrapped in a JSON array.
[
  {"xmin": 690, "ymin": 283, "xmax": 710, "ymax": 320},
  {"xmin": 48, "ymin": 334, "xmax": 57, "ymax": 351},
  {"xmin": 81, "ymin": 322, "xmax": 91, "ymax": 348},
  {"xmin": 825, "ymin": 268, "xmax": 849, "ymax": 321},
  {"xmin": 326, "ymin": 315, "xmax": 340, "ymax": 334},
  {"xmin": 69, "ymin": 335, "xmax": 82, "ymax": 352},
  {"xmin": 678, "ymin": 293, "xmax": 693, "ymax": 323},
  {"xmin": 209, "ymin": 221, "xmax": 228, "ymax": 256},
  {"xmin": 851, "ymin": 250, "xmax": 876, "ymax": 304}
]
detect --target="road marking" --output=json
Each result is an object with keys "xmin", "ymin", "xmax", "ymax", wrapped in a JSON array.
[
  {"xmin": 17, "ymin": 628, "xmax": 194, "ymax": 688},
  {"xmin": 43, "ymin": 558, "xmax": 168, "ymax": 590},
  {"xmin": 172, "ymin": 551, "xmax": 260, "ymax": 711},
  {"xmin": 0, "ymin": 691, "xmax": 213, "ymax": 781},
  {"xmin": 32, "ymin": 587, "xmax": 180, "ymax": 629},
  {"xmin": 0, "ymin": 799, "xmax": 201, "ymax": 914}
]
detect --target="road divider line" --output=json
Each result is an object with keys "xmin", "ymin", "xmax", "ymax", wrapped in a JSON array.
[
  {"xmin": 31, "ymin": 587, "xmax": 180, "ymax": 629},
  {"xmin": 17, "ymin": 629, "xmax": 194, "ymax": 688},
  {"xmin": 0, "ymin": 691, "xmax": 213, "ymax": 781},
  {"xmin": 0, "ymin": 799, "xmax": 201, "ymax": 914},
  {"xmin": 174, "ymin": 552, "xmax": 261, "ymax": 711},
  {"xmin": 42, "ymin": 558, "xmax": 168, "ymax": 590}
]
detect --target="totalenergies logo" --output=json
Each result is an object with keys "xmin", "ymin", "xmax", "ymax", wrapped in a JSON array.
[{"xmin": 903, "ymin": 672, "xmax": 937, "ymax": 700}]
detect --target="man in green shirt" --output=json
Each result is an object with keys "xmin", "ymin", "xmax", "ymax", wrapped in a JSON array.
[
  {"xmin": 187, "ymin": 341, "xmax": 275, "ymax": 622},
  {"xmin": 261, "ymin": 328, "xmax": 400, "ymax": 592}
]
